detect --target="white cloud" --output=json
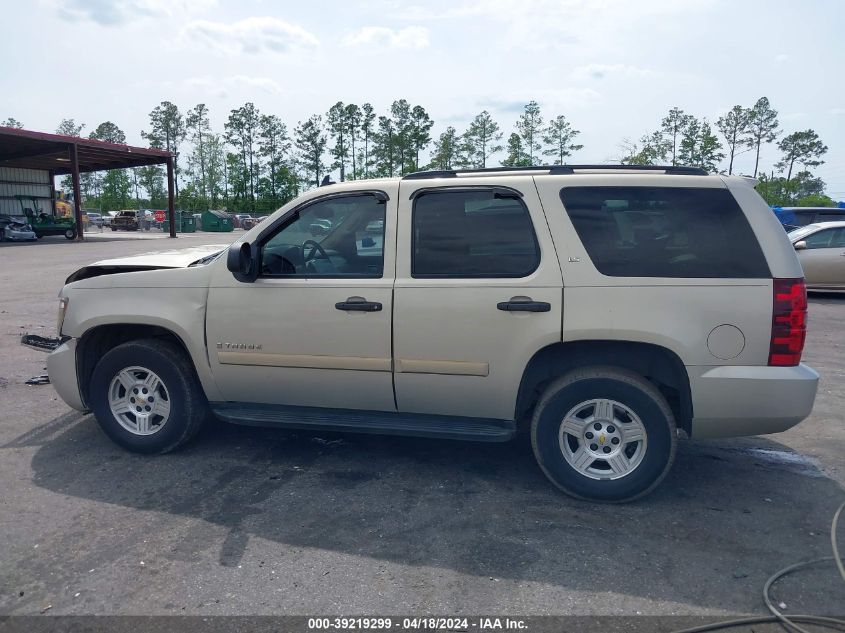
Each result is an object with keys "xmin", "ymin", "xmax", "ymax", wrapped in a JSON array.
[
  {"xmin": 183, "ymin": 75, "xmax": 283, "ymax": 99},
  {"xmin": 55, "ymin": 0, "xmax": 215, "ymax": 25},
  {"xmin": 182, "ymin": 16, "xmax": 319, "ymax": 56},
  {"xmin": 342, "ymin": 26, "xmax": 429, "ymax": 50},
  {"xmin": 571, "ymin": 64, "xmax": 656, "ymax": 80}
]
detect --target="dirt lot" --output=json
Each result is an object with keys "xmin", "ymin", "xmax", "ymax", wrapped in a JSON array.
[{"xmin": 0, "ymin": 234, "xmax": 843, "ymax": 620}]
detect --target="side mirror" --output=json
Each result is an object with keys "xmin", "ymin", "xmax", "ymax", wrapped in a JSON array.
[
  {"xmin": 227, "ymin": 241, "xmax": 259, "ymax": 282},
  {"xmin": 793, "ymin": 240, "xmax": 807, "ymax": 251}
]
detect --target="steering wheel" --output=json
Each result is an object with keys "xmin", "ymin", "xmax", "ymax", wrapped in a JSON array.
[{"xmin": 302, "ymin": 239, "xmax": 330, "ymax": 264}]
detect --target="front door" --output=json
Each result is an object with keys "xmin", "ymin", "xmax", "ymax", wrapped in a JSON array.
[
  {"xmin": 392, "ymin": 177, "xmax": 563, "ymax": 421},
  {"xmin": 206, "ymin": 186, "xmax": 397, "ymax": 411}
]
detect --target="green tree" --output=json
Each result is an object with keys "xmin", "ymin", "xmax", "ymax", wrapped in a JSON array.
[
  {"xmin": 294, "ymin": 115, "xmax": 327, "ymax": 188},
  {"xmin": 56, "ymin": 118, "xmax": 85, "ymax": 138},
  {"xmin": 142, "ymin": 101, "xmax": 186, "ymax": 198},
  {"xmin": 408, "ymin": 105, "xmax": 434, "ymax": 173},
  {"xmin": 463, "ymin": 110, "xmax": 503, "ymax": 168},
  {"xmin": 429, "ymin": 126, "xmax": 460, "ymax": 169},
  {"xmin": 542, "ymin": 115, "xmax": 583, "ymax": 165},
  {"xmin": 661, "ymin": 107, "xmax": 694, "ymax": 165},
  {"xmin": 716, "ymin": 105, "xmax": 750, "ymax": 175},
  {"xmin": 186, "ymin": 103, "xmax": 211, "ymax": 200},
  {"xmin": 745, "ymin": 97, "xmax": 779, "ymax": 178},
  {"xmin": 89, "ymin": 122, "xmax": 129, "ymax": 210},
  {"xmin": 137, "ymin": 165, "xmax": 166, "ymax": 207},
  {"xmin": 372, "ymin": 115, "xmax": 397, "ymax": 177},
  {"xmin": 224, "ymin": 102, "xmax": 261, "ymax": 211},
  {"xmin": 776, "ymin": 129, "xmax": 827, "ymax": 182},
  {"xmin": 620, "ymin": 131, "xmax": 669, "ymax": 165},
  {"xmin": 326, "ymin": 101, "xmax": 350, "ymax": 181},
  {"xmin": 226, "ymin": 152, "xmax": 249, "ymax": 206},
  {"xmin": 515, "ymin": 101, "xmax": 543, "ymax": 164},
  {"xmin": 205, "ymin": 134, "xmax": 226, "ymax": 207},
  {"xmin": 502, "ymin": 132, "xmax": 530, "ymax": 167},
  {"xmin": 679, "ymin": 118, "xmax": 723, "ymax": 172},
  {"xmin": 344, "ymin": 104, "xmax": 362, "ymax": 180},
  {"xmin": 56, "ymin": 119, "xmax": 86, "ymax": 193},
  {"xmin": 100, "ymin": 169, "xmax": 132, "ymax": 211},
  {"xmin": 2, "ymin": 117, "xmax": 23, "ymax": 128},
  {"xmin": 756, "ymin": 170, "xmax": 831, "ymax": 206},
  {"xmin": 89, "ymin": 121, "xmax": 126, "ymax": 144},
  {"xmin": 390, "ymin": 99, "xmax": 413, "ymax": 174},
  {"xmin": 358, "ymin": 103, "xmax": 376, "ymax": 179},
  {"xmin": 258, "ymin": 114, "xmax": 290, "ymax": 207}
]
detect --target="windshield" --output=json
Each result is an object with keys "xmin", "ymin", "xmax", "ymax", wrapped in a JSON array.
[{"xmin": 787, "ymin": 225, "xmax": 819, "ymax": 242}]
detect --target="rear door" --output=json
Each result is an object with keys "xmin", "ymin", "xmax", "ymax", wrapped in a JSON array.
[{"xmin": 392, "ymin": 177, "xmax": 563, "ymax": 420}]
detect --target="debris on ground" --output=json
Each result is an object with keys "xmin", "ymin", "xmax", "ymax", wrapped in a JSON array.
[
  {"xmin": 25, "ymin": 375, "xmax": 50, "ymax": 386},
  {"xmin": 311, "ymin": 437, "xmax": 345, "ymax": 446}
]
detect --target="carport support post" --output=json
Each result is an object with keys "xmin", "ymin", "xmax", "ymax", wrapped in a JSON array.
[
  {"xmin": 68, "ymin": 143, "xmax": 84, "ymax": 241},
  {"xmin": 166, "ymin": 157, "xmax": 176, "ymax": 238}
]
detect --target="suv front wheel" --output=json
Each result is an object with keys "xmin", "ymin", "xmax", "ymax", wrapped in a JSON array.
[
  {"xmin": 531, "ymin": 366, "xmax": 676, "ymax": 502},
  {"xmin": 89, "ymin": 338, "xmax": 207, "ymax": 454}
]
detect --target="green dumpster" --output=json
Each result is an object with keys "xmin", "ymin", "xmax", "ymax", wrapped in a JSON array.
[
  {"xmin": 162, "ymin": 211, "xmax": 182, "ymax": 233},
  {"xmin": 202, "ymin": 210, "xmax": 234, "ymax": 232},
  {"xmin": 181, "ymin": 214, "xmax": 196, "ymax": 233}
]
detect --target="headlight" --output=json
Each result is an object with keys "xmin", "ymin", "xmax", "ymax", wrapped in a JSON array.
[{"xmin": 57, "ymin": 297, "xmax": 69, "ymax": 336}]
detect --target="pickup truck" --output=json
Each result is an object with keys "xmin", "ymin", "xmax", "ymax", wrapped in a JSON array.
[{"xmin": 110, "ymin": 210, "xmax": 139, "ymax": 231}]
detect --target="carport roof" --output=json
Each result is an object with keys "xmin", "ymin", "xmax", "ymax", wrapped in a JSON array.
[{"xmin": 0, "ymin": 126, "xmax": 172, "ymax": 174}]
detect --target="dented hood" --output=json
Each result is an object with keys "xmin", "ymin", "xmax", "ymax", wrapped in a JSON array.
[{"xmin": 66, "ymin": 244, "xmax": 225, "ymax": 283}]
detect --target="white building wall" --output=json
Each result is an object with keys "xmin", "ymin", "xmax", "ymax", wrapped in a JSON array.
[{"xmin": 0, "ymin": 167, "xmax": 52, "ymax": 217}]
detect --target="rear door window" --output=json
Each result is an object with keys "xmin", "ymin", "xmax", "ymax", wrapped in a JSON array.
[
  {"xmin": 412, "ymin": 189, "xmax": 540, "ymax": 278},
  {"xmin": 559, "ymin": 186, "xmax": 770, "ymax": 278}
]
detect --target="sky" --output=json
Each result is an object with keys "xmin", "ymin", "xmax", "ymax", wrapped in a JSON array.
[{"xmin": 1, "ymin": 0, "xmax": 844, "ymax": 198}]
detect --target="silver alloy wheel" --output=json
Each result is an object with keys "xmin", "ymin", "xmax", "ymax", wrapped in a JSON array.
[
  {"xmin": 108, "ymin": 366, "xmax": 171, "ymax": 436},
  {"xmin": 558, "ymin": 398, "xmax": 647, "ymax": 480}
]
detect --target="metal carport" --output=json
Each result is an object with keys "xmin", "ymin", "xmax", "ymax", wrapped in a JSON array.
[{"xmin": 0, "ymin": 126, "xmax": 177, "ymax": 239}]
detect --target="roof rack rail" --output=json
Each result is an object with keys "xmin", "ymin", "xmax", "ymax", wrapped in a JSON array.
[{"xmin": 402, "ymin": 164, "xmax": 708, "ymax": 180}]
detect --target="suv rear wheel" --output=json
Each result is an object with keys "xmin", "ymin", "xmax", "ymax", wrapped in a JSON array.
[
  {"xmin": 89, "ymin": 338, "xmax": 207, "ymax": 454},
  {"xmin": 531, "ymin": 366, "xmax": 676, "ymax": 502}
]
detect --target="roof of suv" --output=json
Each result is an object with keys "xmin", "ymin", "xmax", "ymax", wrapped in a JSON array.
[{"xmin": 314, "ymin": 165, "xmax": 739, "ymax": 195}]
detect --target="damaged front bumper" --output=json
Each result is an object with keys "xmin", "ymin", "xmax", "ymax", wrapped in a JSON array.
[{"xmin": 21, "ymin": 333, "xmax": 69, "ymax": 353}]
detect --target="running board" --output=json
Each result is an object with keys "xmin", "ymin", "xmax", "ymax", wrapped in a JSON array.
[{"xmin": 210, "ymin": 403, "xmax": 516, "ymax": 442}]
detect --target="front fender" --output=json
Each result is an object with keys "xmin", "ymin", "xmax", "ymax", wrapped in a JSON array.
[{"xmin": 63, "ymin": 285, "xmax": 222, "ymax": 402}]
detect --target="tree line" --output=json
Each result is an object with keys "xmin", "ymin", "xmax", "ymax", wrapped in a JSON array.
[
  {"xmin": 620, "ymin": 97, "xmax": 831, "ymax": 206},
  {"xmin": 1, "ymin": 94, "xmax": 834, "ymax": 212}
]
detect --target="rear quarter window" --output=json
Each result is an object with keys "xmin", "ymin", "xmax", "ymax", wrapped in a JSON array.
[{"xmin": 559, "ymin": 186, "xmax": 770, "ymax": 279}]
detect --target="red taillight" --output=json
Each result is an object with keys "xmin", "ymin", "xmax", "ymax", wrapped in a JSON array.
[{"xmin": 769, "ymin": 278, "xmax": 807, "ymax": 366}]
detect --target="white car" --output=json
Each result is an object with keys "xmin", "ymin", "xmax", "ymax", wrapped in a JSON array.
[
  {"xmin": 1, "ymin": 217, "xmax": 37, "ymax": 241},
  {"xmin": 38, "ymin": 165, "xmax": 819, "ymax": 502}
]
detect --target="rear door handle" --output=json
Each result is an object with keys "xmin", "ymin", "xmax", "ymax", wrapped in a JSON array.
[
  {"xmin": 497, "ymin": 299, "xmax": 551, "ymax": 312},
  {"xmin": 336, "ymin": 296, "xmax": 382, "ymax": 312}
]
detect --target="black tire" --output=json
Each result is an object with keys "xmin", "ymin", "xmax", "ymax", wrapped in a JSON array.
[
  {"xmin": 89, "ymin": 338, "xmax": 208, "ymax": 454},
  {"xmin": 111, "ymin": 226, "xmax": 117, "ymax": 231},
  {"xmin": 64, "ymin": 228, "xmax": 76, "ymax": 240},
  {"xmin": 531, "ymin": 366, "xmax": 676, "ymax": 502}
]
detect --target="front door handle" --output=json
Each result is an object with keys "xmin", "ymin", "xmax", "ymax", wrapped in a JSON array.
[
  {"xmin": 336, "ymin": 296, "xmax": 382, "ymax": 312},
  {"xmin": 497, "ymin": 299, "xmax": 551, "ymax": 312}
]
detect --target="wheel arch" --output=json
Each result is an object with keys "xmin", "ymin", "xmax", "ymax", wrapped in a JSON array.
[
  {"xmin": 515, "ymin": 340, "xmax": 693, "ymax": 436},
  {"xmin": 76, "ymin": 324, "xmax": 197, "ymax": 409}
]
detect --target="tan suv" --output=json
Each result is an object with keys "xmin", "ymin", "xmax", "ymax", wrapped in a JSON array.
[{"xmin": 41, "ymin": 165, "xmax": 819, "ymax": 501}]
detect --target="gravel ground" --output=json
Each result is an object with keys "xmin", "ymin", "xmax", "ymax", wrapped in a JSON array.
[{"xmin": 0, "ymin": 233, "xmax": 843, "ymax": 621}]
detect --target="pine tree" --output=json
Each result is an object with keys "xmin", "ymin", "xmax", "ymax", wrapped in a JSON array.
[{"xmin": 542, "ymin": 115, "xmax": 583, "ymax": 165}]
